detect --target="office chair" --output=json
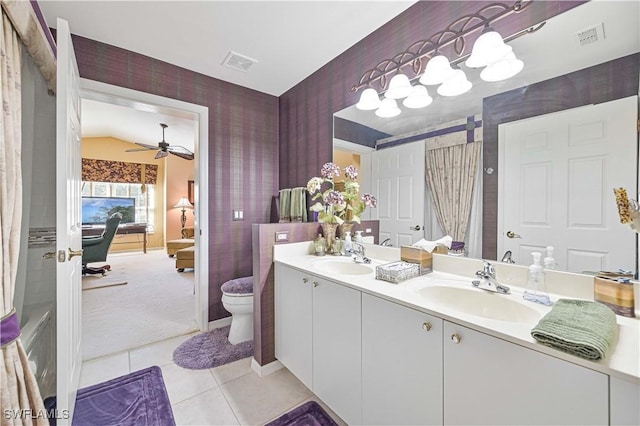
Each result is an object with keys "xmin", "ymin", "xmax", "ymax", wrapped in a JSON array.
[{"xmin": 82, "ymin": 212, "xmax": 122, "ymax": 275}]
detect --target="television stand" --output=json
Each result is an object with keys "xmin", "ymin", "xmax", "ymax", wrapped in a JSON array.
[{"xmin": 82, "ymin": 223, "xmax": 148, "ymax": 253}]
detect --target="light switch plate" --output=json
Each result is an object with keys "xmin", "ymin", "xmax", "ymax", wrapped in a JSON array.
[
  {"xmin": 233, "ymin": 210, "xmax": 244, "ymax": 221},
  {"xmin": 275, "ymin": 231, "xmax": 289, "ymax": 242}
]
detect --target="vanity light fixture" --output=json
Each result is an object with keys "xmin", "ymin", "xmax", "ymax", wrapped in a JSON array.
[
  {"xmin": 375, "ymin": 98, "xmax": 401, "ymax": 118},
  {"xmin": 403, "ymin": 85, "xmax": 433, "ymax": 109},
  {"xmin": 351, "ymin": 0, "xmax": 544, "ymax": 117}
]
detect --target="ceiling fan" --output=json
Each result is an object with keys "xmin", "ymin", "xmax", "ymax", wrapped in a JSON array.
[{"xmin": 126, "ymin": 123, "xmax": 194, "ymax": 160}]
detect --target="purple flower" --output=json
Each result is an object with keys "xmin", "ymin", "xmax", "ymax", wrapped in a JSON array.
[
  {"xmin": 345, "ymin": 165, "xmax": 358, "ymax": 180},
  {"xmin": 362, "ymin": 193, "xmax": 377, "ymax": 208},
  {"xmin": 320, "ymin": 162, "xmax": 340, "ymax": 179},
  {"xmin": 326, "ymin": 190, "xmax": 346, "ymax": 207}
]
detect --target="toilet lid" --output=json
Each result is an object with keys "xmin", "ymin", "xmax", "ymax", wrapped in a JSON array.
[{"xmin": 221, "ymin": 276, "xmax": 253, "ymax": 295}]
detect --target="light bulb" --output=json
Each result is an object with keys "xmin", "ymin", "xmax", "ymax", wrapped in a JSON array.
[
  {"xmin": 375, "ymin": 98, "xmax": 401, "ymax": 118},
  {"xmin": 402, "ymin": 85, "xmax": 433, "ymax": 109},
  {"xmin": 437, "ymin": 69, "xmax": 472, "ymax": 97},
  {"xmin": 419, "ymin": 55, "xmax": 455, "ymax": 85},
  {"xmin": 356, "ymin": 88, "xmax": 381, "ymax": 110},
  {"xmin": 465, "ymin": 28, "xmax": 512, "ymax": 68},
  {"xmin": 384, "ymin": 74, "xmax": 412, "ymax": 99},
  {"xmin": 480, "ymin": 52, "xmax": 524, "ymax": 82}
]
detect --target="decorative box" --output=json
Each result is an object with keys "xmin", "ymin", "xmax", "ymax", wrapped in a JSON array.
[
  {"xmin": 375, "ymin": 261, "xmax": 421, "ymax": 284},
  {"xmin": 594, "ymin": 275, "xmax": 635, "ymax": 318},
  {"xmin": 400, "ymin": 245, "xmax": 448, "ymax": 275}
]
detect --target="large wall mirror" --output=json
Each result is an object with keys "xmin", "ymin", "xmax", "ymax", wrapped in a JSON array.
[{"xmin": 333, "ymin": 1, "xmax": 640, "ymax": 274}]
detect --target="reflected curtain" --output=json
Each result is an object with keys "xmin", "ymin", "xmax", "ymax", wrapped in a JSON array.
[
  {"xmin": 0, "ymin": 11, "xmax": 47, "ymax": 425},
  {"xmin": 425, "ymin": 141, "xmax": 482, "ymax": 243},
  {"xmin": 82, "ymin": 158, "xmax": 158, "ymax": 184}
]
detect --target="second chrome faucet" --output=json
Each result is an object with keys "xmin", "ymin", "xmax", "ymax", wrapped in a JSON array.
[{"xmin": 472, "ymin": 261, "xmax": 510, "ymax": 294}]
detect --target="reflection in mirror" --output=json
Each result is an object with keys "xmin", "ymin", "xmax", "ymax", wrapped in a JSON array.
[{"xmin": 333, "ymin": 1, "xmax": 640, "ymax": 274}]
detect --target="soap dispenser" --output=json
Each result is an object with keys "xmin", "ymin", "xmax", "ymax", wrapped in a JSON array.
[
  {"xmin": 523, "ymin": 252, "xmax": 552, "ymax": 306},
  {"xmin": 344, "ymin": 231, "xmax": 353, "ymax": 254},
  {"xmin": 354, "ymin": 230, "xmax": 363, "ymax": 243},
  {"xmin": 543, "ymin": 246, "xmax": 557, "ymax": 270},
  {"xmin": 314, "ymin": 234, "xmax": 326, "ymax": 256}
]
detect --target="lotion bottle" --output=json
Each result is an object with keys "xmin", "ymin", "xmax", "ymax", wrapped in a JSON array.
[
  {"xmin": 354, "ymin": 230, "xmax": 363, "ymax": 243},
  {"xmin": 543, "ymin": 246, "xmax": 557, "ymax": 270},
  {"xmin": 344, "ymin": 231, "xmax": 353, "ymax": 254},
  {"xmin": 523, "ymin": 252, "xmax": 552, "ymax": 306}
]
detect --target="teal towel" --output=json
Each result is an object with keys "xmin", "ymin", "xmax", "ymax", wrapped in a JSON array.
[{"xmin": 531, "ymin": 299, "xmax": 618, "ymax": 360}]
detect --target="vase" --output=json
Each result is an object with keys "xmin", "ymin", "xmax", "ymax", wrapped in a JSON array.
[
  {"xmin": 321, "ymin": 222, "xmax": 338, "ymax": 251},
  {"xmin": 338, "ymin": 222, "xmax": 354, "ymax": 239}
]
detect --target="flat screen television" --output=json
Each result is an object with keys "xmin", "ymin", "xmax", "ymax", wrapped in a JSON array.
[{"xmin": 82, "ymin": 196, "xmax": 136, "ymax": 225}]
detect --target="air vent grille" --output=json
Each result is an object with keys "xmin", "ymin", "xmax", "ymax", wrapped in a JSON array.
[
  {"xmin": 222, "ymin": 51, "xmax": 258, "ymax": 72},
  {"xmin": 575, "ymin": 23, "xmax": 605, "ymax": 47}
]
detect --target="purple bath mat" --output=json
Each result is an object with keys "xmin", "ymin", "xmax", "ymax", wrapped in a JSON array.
[
  {"xmin": 172, "ymin": 325, "xmax": 253, "ymax": 369},
  {"xmin": 266, "ymin": 401, "xmax": 338, "ymax": 426},
  {"xmin": 44, "ymin": 366, "xmax": 174, "ymax": 426}
]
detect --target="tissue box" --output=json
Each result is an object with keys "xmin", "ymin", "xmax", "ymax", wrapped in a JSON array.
[
  {"xmin": 375, "ymin": 261, "xmax": 421, "ymax": 284},
  {"xmin": 400, "ymin": 245, "xmax": 448, "ymax": 275},
  {"xmin": 594, "ymin": 275, "xmax": 635, "ymax": 318}
]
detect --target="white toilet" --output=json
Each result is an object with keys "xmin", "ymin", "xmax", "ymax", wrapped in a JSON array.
[{"xmin": 221, "ymin": 276, "xmax": 254, "ymax": 345}]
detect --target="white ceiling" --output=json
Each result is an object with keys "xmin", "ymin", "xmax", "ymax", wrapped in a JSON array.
[
  {"xmin": 40, "ymin": 0, "xmax": 416, "ymax": 151},
  {"xmin": 336, "ymin": 0, "xmax": 640, "ymax": 136}
]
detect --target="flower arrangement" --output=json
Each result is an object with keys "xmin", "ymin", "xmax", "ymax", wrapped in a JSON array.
[{"xmin": 307, "ymin": 162, "xmax": 377, "ymax": 224}]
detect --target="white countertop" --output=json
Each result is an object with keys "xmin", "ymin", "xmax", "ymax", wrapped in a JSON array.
[{"xmin": 274, "ymin": 242, "xmax": 640, "ymax": 384}]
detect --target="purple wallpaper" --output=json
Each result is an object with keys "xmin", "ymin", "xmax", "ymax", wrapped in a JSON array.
[
  {"xmin": 278, "ymin": 1, "xmax": 584, "ymax": 189},
  {"xmin": 69, "ymin": 34, "xmax": 279, "ymax": 322}
]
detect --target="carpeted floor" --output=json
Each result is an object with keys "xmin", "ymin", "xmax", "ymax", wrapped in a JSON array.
[
  {"xmin": 82, "ymin": 250, "xmax": 197, "ymax": 361},
  {"xmin": 172, "ymin": 326, "xmax": 253, "ymax": 370}
]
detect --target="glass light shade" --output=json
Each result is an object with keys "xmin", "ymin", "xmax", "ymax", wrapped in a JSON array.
[
  {"xmin": 480, "ymin": 52, "xmax": 524, "ymax": 82},
  {"xmin": 465, "ymin": 29, "xmax": 512, "ymax": 68},
  {"xmin": 384, "ymin": 74, "xmax": 412, "ymax": 99},
  {"xmin": 437, "ymin": 69, "xmax": 472, "ymax": 97},
  {"xmin": 355, "ymin": 88, "xmax": 381, "ymax": 110},
  {"xmin": 402, "ymin": 85, "xmax": 433, "ymax": 109},
  {"xmin": 419, "ymin": 55, "xmax": 455, "ymax": 85},
  {"xmin": 375, "ymin": 98, "xmax": 401, "ymax": 118},
  {"xmin": 174, "ymin": 196, "xmax": 193, "ymax": 209}
]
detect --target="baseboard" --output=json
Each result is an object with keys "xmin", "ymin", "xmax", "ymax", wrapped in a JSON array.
[
  {"xmin": 208, "ymin": 316, "xmax": 232, "ymax": 330},
  {"xmin": 251, "ymin": 358, "xmax": 283, "ymax": 377}
]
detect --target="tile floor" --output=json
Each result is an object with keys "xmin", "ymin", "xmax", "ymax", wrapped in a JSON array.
[{"xmin": 79, "ymin": 332, "xmax": 346, "ymax": 426}]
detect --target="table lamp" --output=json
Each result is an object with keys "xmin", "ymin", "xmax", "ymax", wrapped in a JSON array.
[{"xmin": 174, "ymin": 196, "xmax": 193, "ymax": 229}]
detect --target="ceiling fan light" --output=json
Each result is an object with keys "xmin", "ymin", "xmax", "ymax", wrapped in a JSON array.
[
  {"xmin": 375, "ymin": 98, "xmax": 401, "ymax": 118},
  {"xmin": 384, "ymin": 74, "xmax": 412, "ymax": 99},
  {"xmin": 356, "ymin": 88, "xmax": 381, "ymax": 110},
  {"xmin": 465, "ymin": 28, "xmax": 512, "ymax": 68},
  {"xmin": 402, "ymin": 85, "xmax": 433, "ymax": 109},
  {"xmin": 419, "ymin": 55, "xmax": 455, "ymax": 85},
  {"xmin": 480, "ymin": 52, "xmax": 524, "ymax": 82},
  {"xmin": 437, "ymin": 69, "xmax": 472, "ymax": 97}
]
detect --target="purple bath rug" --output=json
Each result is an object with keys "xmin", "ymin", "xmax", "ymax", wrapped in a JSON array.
[
  {"xmin": 43, "ymin": 366, "xmax": 174, "ymax": 426},
  {"xmin": 172, "ymin": 325, "xmax": 253, "ymax": 369},
  {"xmin": 266, "ymin": 401, "xmax": 338, "ymax": 426}
]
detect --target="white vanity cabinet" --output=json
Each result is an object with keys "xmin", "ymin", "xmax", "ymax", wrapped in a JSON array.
[
  {"xmin": 362, "ymin": 293, "xmax": 443, "ymax": 425},
  {"xmin": 312, "ymin": 276, "xmax": 362, "ymax": 425},
  {"xmin": 443, "ymin": 321, "xmax": 609, "ymax": 425},
  {"xmin": 274, "ymin": 263, "xmax": 313, "ymax": 388}
]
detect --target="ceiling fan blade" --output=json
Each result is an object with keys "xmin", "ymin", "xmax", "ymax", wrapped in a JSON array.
[
  {"xmin": 133, "ymin": 142, "xmax": 159, "ymax": 149},
  {"xmin": 169, "ymin": 150, "xmax": 195, "ymax": 161},
  {"xmin": 126, "ymin": 147, "xmax": 157, "ymax": 152},
  {"xmin": 155, "ymin": 150, "xmax": 169, "ymax": 160}
]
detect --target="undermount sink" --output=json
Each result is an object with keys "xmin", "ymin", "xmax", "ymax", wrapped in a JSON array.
[
  {"xmin": 312, "ymin": 257, "xmax": 375, "ymax": 276},
  {"xmin": 417, "ymin": 285, "xmax": 542, "ymax": 323}
]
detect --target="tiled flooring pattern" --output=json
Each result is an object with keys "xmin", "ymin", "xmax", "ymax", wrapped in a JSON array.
[{"xmin": 80, "ymin": 333, "xmax": 346, "ymax": 425}]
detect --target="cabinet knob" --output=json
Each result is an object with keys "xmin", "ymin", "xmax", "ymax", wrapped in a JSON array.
[
  {"xmin": 422, "ymin": 322, "xmax": 432, "ymax": 332},
  {"xmin": 313, "ymin": 281, "xmax": 319, "ymax": 288},
  {"xmin": 451, "ymin": 333, "xmax": 461, "ymax": 344},
  {"xmin": 303, "ymin": 278, "xmax": 309, "ymax": 283}
]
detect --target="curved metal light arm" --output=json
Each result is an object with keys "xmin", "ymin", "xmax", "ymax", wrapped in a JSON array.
[{"xmin": 351, "ymin": 0, "xmax": 540, "ymax": 93}]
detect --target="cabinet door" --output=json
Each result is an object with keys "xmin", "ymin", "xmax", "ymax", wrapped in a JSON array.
[
  {"xmin": 443, "ymin": 321, "xmax": 608, "ymax": 425},
  {"xmin": 274, "ymin": 264, "xmax": 313, "ymax": 389},
  {"xmin": 362, "ymin": 293, "xmax": 443, "ymax": 425},
  {"xmin": 313, "ymin": 278, "xmax": 362, "ymax": 425}
]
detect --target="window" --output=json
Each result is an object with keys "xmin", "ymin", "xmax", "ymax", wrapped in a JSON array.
[{"xmin": 82, "ymin": 181, "xmax": 155, "ymax": 227}]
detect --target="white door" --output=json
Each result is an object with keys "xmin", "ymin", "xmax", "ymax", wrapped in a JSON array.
[
  {"xmin": 56, "ymin": 18, "xmax": 83, "ymax": 424},
  {"xmin": 499, "ymin": 96, "xmax": 637, "ymax": 273},
  {"xmin": 372, "ymin": 140, "xmax": 425, "ymax": 246}
]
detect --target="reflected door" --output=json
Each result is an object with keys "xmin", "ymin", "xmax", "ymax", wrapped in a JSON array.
[
  {"xmin": 499, "ymin": 96, "xmax": 637, "ymax": 273},
  {"xmin": 372, "ymin": 140, "xmax": 425, "ymax": 246}
]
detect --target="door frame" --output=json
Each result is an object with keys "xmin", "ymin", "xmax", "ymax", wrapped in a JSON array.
[{"xmin": 79, "ymin": 78, "xmax": 210, "ymax": 331}]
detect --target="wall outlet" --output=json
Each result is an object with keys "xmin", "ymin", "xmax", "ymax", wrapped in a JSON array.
[
  {"xmin": 233, "ymin": 210, "xmax": 244, "ymax": 221},
  {"xmin": 275, "ymin": 231, "xmax": 289, "ymax": 242},
  {"xmin": 365, "ymin": 228, "xmax": 372, "ymax": 233}
]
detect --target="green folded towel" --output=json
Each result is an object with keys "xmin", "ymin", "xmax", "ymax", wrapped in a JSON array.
[{"xmin": 531, "ymin": 299, "xmax": 618, "ymax": 360}]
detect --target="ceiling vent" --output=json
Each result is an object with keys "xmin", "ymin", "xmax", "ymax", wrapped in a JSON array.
[
  {"xmin": 222, "ymin": 51, "xmax": 258, "ymax": 72},
  {"xmin": 574, "ymin": 23, "xmax": 605, "ymax": 47}
]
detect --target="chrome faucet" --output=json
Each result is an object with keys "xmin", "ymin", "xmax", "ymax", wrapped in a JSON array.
[
  {"xmin": 348, "ymin": 242, "xmax": 371, "ymax": 264},
  {"xmin": 472, "ymin": 261, "xmax": 510, "ymax": 294},
  {"xmin": 501, "ymin": 250, "xmax": 515, "ymax": 264},
  {"xmin": 380, "ymin": 238, "xmax": 392, "ymax": 247}
]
